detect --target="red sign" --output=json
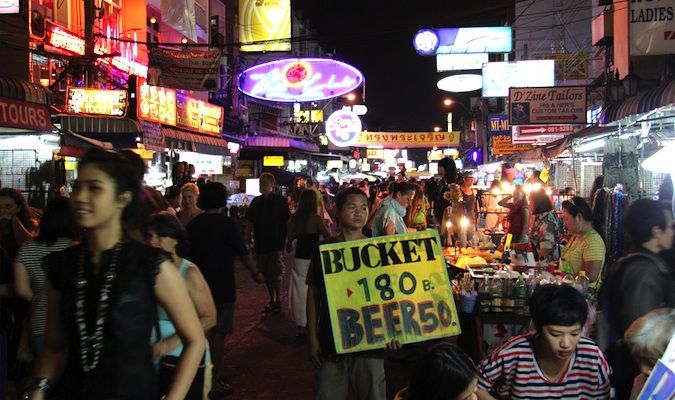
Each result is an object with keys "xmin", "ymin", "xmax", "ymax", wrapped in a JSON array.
[{"xmin": 0, "ymin": 97, "xmax": 52, "ymax": 131}]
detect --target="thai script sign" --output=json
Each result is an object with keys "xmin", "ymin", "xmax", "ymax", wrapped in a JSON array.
[
  {"xmin": 66, "ymin": 88, "xmax": 128, "ymax": 117},
  {"xmin": 137, "ymin": 80, "xmax": 177, "ymax": 126},
  {"xmin": 239, "ymin": 0, "xmax": 291, "ymax": 52},
  {"xmin": 413, "ymin": 27, "xmax": 512, "ymax": 55},
  {"xmin": 509, "ymin": 86, "xmax": 587, "ymax": 125},
  {"xmin": 238, "ymin": 58, "xmax": 364, "ymax": 103},
  {"xmin": 320, "ymin": 230, "xmax": 460, "ymax": 354},
  {"xmin": 357, "ymin": 132, "xmax": 460, "ymax": 148},
  {"xmin": 630, "ymin": 0, "xmax": 675, "ymax": 56},
  {"xmin": 176, "ymin": 94, "xmax": 223, "ymax": 136},
  {"xmin": 0, "ymin": 97, "xmax": 52, "ymax": 131},
  {"xmin": 148, "ymin": 47, "xmax": 221, "ymax": 91}
]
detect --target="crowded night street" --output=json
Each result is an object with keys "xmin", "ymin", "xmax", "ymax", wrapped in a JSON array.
[{"xmin": 1, "ymin": 0, "xmax": 675, "ymax": 400}]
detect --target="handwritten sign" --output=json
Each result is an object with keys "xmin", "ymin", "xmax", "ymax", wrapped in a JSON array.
[
  {"xmin": 357, "ymin": 132, "xmax": 460, "ymax": 148},
  {"xmin": 320, "ymin": 230, "xmax": 460, "ymax": 354}
]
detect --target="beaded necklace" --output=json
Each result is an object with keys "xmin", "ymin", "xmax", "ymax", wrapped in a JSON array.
[{"xmin": 75, "ymin": 241, "xmax": 123, "ymax": 372}]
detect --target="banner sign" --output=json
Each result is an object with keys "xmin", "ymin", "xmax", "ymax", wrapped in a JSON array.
[
  {"xmin": 320, "ymin": 230, "xmax": 460, "ymax": 354},
  {"xmin": 0, "ymin": 97, "xmax": 52, "ymax": 131},
  {"xmin": 491, "ymin": 134, "xmax": 535, "ymax": 155},
  {"xmin": 487, "ymin": 115, "xmax": 510, "ymax": 136},
  {"xmin": 630, "ymin": 0, "xmax": 675, "ymax": 56},
  {"xmin": 148, "ymin": 47, "xmax": 221, "ymax": 91},
  {"xmin": 357, "ymin": 132, "xmax": 460, "ymax": 148},
  {"xmin": 138, "ymin": 80, "xmax": 177, "ymax": 126},
  {"xmin": 509, "ymin": 86, "xmax": 587, "ymax": 125},
  {"xmin": 175, "ymin": 94, "xmax": 223, "ymax": 136},
  {"xmin": 239, "ymin": 0, "xmax": 291, "ymax": 52},
  {"xmin": 66, "ymin": 88, "xmax": 127, "ymax": 117},
  {"xmin": 413, "ymin": 27, "xmax": 512, "ymax": 55},
  {"xmin": 139, "ymin": 120, "xmax": 164, "ymax": 152}
]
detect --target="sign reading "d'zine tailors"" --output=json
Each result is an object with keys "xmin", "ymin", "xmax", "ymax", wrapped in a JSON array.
[{"xmin": 509, "ymin": 86, "xmax": 587, "ymax": 125}]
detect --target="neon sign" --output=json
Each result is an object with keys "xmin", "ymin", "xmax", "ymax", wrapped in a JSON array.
[
  {"xmin": 413, "ymin": 27, "xmax": 512, "ymax": 55},
  {"xmin": 325, "ymin": 109, "xmax": 362, "ymax": 147},
  {"xmin": 66, "ymin": 88, "xmax": 128, "ymax": 117},
  {"xmin": 239, "ymin": 58, "xmax": 364, "ymax": 103},
  {"xmin": 47, "ymin": 25, "xmax": 86, "ymax": 55},
  {"xmin": 436, "ymin": 74, "xmax": 483, "ymax": 93}
]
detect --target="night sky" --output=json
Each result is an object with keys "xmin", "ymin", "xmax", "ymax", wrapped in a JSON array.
[{"xmin": 293, "ymin": 0, "xmax": 515, "ymax": 132}]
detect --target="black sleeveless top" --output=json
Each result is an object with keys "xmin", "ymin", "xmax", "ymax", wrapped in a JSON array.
[
  {"xmin": 47, "ymin": 240, "xmax": 166, "ymax": 400},
  {"xmin": 295, "ymin": 232, "xmax": 320, "ymax": 260}
]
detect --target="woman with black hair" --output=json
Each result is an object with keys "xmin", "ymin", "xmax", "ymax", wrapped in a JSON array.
[
  {"xmin": 144, "ymin": 212, "xmax": 216, "ymax": 399},
  {"xmin": 434, "ymin": 157, "xmax": 458, "ymax": 227},
  {"xmin": 476, "ymin": 285, "xmax": 611, "ymax": 399},
  {"xmin": 560, "ymin": 196, "xmax": 606, "ymax": 286},
  {"xmin": 527, "ymin": 189, "xmax": 561, "ymax": 262},
  {"xmin": 13, "ymin": 198, "xmax": 79, "ymax": 356},
  {"xmin": 372, "ymin": 182, "xmax": 414, "ymax": 236},
  {"xmin": 395, "ymin": 343, "xmax": 478, "ymax": 400},
  {"xmin": 0, "ymin": 187, "xmax": 38, "ymax": 261},
  {"xmin": 26, "ymin": 148, "xmax": 205, "ymax": 400}
]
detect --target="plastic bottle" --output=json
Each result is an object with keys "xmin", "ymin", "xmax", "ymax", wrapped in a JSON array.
[
  {"xmin": 478, "ymin": 276, "xmax": 491, "ymax": 313},
  {"xmin": 575, "ymin": 270, "xmax": 590, "ymax": 297},
  {"xmin": 514, "ymin": 274, "xmax": 528, "ymax": 315},
  {"xmin": 500, "ymin": 271, "xmax": 514, "ymax": 313},
  {"xmin": 490, "ymin": 275, "xmax": 503, "ymax": 313}
]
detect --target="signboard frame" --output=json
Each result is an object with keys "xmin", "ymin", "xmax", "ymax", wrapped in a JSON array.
[{"xmin": 509, "ymin": 86, "xmax": 587, "ymax": 125}]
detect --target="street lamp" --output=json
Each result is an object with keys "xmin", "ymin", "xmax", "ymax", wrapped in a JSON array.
[
  {"xmin": 433, "ymin": 126, "xmax": 441, "ymax": 132},
  {"xmin": 346, "ymin": 92, "xmax": 356, "ymax": 102}
]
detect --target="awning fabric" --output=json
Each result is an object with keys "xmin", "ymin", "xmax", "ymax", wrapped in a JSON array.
[
  {"xmin": 601, "ymin": 80, "xmax": 675, "ymax": 123},
  {"xmin": 61, "ymin": 130, "xmax": 139, "ymax": 151},
  {"xmin": 59, "ymin": 115, "xmax": 143, "ymax": 134},
  {"xmin": 163, "ymin": 127, "xmax": 229, "ymax": 155},
  {"xmin": 244, "ymin": 135, "xmax": 320, "ymax": 153},
  {"xmin": 0, "ymin": 76, "xmax": 49, "ymax": 105}
]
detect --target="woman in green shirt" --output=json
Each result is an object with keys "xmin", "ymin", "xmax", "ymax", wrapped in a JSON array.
[{"xmin": 560, "ymin": 196, "xmax": 606, "ymax": 288}]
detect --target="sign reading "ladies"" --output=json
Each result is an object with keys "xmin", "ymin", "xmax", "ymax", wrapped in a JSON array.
[{"xmin": 320, "ymin": 230, "xmax": 460, "ymax": 354}]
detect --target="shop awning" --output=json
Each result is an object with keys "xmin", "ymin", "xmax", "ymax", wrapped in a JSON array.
[
  {"xmin": 0, "ymin": 76, "xmax": 49, "ymax": 105},
  {"xmin": 601, "ymin": 80, "xmax": 675, "ymax": 124},
  {"xmin": 244, "ymin": 135, "xmax": 320, "ymax": 153},
  {"xmin": 58, "ymin": 115, "xmax": 143, "ymax": 134},
  {"xmin": 163, "ymin": 127, "xmax": 229, "ymax": 155}
]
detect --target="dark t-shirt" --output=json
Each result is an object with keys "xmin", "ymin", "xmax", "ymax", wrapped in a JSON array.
[
  {"xmin": 306, "ymin": 237, "xmax": 382, "ymax": 359},
  {"xmin": 187, "ymin": 213, "xmax": 249, "ymax": 304},
  {"xmin": 46, "ymin": 240, "xmax": 165, "ymax": 400},
  {"xmin": 246, "ymin": 193, "xmax": 290, "ymax": 253}
]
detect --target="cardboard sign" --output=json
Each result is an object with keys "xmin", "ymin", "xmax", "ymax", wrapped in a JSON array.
[
  {"xmin": 320, "ymin": 230, "xmax": 460, "ymax": 354},
  {"xmin": 509, "ymin": 86, "xmax": 587, "ymax": 125}
]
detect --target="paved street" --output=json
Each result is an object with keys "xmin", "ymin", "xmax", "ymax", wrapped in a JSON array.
[{"xmin": 218, "ymin": 255, "xmax": 316, "ymax": 399}]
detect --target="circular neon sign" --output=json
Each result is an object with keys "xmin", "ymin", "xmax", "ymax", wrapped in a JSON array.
[
  {"xmin": 325, "ymin": 109, "xmax": 362, "ymax": 147},
  {"xmin": 413, "ymin": 29, "xmax": 439, "ymax": 56},
  {"xmin": 238, "ymin": 58, "xmax": 364, "ymax": 103}
]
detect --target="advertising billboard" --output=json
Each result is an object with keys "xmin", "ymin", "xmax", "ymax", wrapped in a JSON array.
[
  {"xmin": 413, "ymin": 27, "xmax": 512, "ymax": 55},
  {"xmin": 437, "ymin": 74, "xmax": 482, "ymax": 92},
  {"xmin": 239, "ymin": 58, "xmax": 364, "ymax": 103},
  {"xmin": 482, "ymin": 60, "xmax": 555, "ymax": 97},
  {"xmin": 148, "ymin": 47, "xmax": 221, "ymax": 91},
  {"xmin": 509, "ymin": 86, "xmax": 587, "ymax": 125},
  {"xmin": 175, "ymin": 94, "xmax": 223, "ymax": 136},
  {"xmin": 436, "ymin": 53, "xmax": 489, "ymax": 72},
  {"xmin": 239, "ymin": 0, "xmax": 291, "ymax": 52},
  {"xmin": 0, "ymin": 0, "xmax": 19, "ymax": 14},
  {"xmin": 66, "ymin": 88, "xmax": 128, "ymax": 117},
  {"xmin": 138, "ymin": 80, "xmax": 177, "ymax": 126},
  {"xmin": 630, "ymin": 0, "xmax": 675, "ymax": 55}
]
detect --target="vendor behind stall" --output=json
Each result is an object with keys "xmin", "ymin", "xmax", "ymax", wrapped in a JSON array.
[
  {"xmin": 498, "ymin": 185, "xmax": 530, "ymax": 244},
  {"xmin": 559, "ymin": 197, "xmax": 606, "ymax": 287},
  {"xmin": 476, "ymin": 284, "xmax": 611, "ymax": 400},
  {"xmin": 528, "ymin": 189, "xmax": 562, "ymax": 262}
]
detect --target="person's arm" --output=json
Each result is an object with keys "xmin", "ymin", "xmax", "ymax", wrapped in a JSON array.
[
  {"xmin": 154, "ymin": 260, "xmax": 206, "ymax": 400},
  {"xmin": 519, "ymin": 207, "xmax": 530, "ymax": 241},
  {"xmin": 13, "ymin": 260, "xmax": 32, "ymax": 301},
  {"xmin": 497, "ymin": 195, "xmax": 513, "ymax": 208},
  {"xmin": 581, "ymin": 236, "xmax": 606, "ymax": 282},
  {"xmin": 26, "ymin": 282, "xmax": 68, "ymax": 400},
  {"xmin": 476, "ymin": 389, "xmax": 497, "ymax": 400},
  {"xmin": 306, "ymin": 285, "xmax": 322, "ymax": 369},
  {"xmin": 384, "ymin": 218, "xmax": 396, "ymax": 235},
  {"xmin": 317, "ymin": 216, "xmax": 331, "ymax": 239},
  {"xmin": 12, "ymin": 216, "xmax": 35, "ymax": 246},
  {"xmin": 185, "ymin": 266, "xmax": 216, "ymax": 332},
  {"xmin": 241, "ymin": 253, "xmax": 264, "ymax": 283},
  {"xmin": 286, "ymin": 219, "xmax": 296, "ymax": 253}
]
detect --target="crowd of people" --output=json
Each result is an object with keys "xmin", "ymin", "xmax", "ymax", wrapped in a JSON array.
[{"xmin": 0, "ymin": 152, "xmax": 672, "ymax": 400}]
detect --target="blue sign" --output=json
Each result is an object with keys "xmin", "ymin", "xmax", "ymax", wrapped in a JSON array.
[
  {"xmin": 413, "ymin": 27, "xmax": 512, "ymax": 56},
  {"xmin": 487, "ymin": 115, "xmax": 510, "ymax": 136}
]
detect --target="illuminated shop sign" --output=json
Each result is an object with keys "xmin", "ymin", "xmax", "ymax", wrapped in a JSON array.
[
  {"xmin": 482, "ymin": 60, "xmax": 555, "ymax": 97},
  {"xmin": 0, "ymin": 0, "xmax": 19, "ymax": 14},
  {"xmin": 436, "ymin": 53, "xmax": 489, "ymax": 72},
  {"xmin": 45, "ymin": 21, "xmax": 147, "ymax": 78},
  {"xmin": 436, "ymin": 74, "xmax": 482, "ymax": 92},
  {"xmin": 239, "ymin": 0, "xmax": 291, "ymax": 52},
  {"xmin": 263, "ymin": 155, "xmax": 285, "ymax": 167},
  {"xmin": 357, "ymin": 132, "xmax": 461, "ymax": 148},
  {"xmin": 176, "ymin": 94, "xmax": 223, "ymax": 136},
  {"xmin": 138, "ymin": 80, "xmax": 177, "ymax": 125},
  {"xmin": 413, "ymin": 27, "xmax": 512, "ymax": 56},
  {"xmin": 325, "ymin": 109, "xmax": 362, "ymax": 147},
  {"xmin": 239, "ymin": 58, "xmax": 364, "ymax": 103},
  {"xmin": 66, "ymin": 88, "xmax": 128, "ymax": 117},
  {"xmin": 0, "ymin": 97, "xmax": 52, "ymax": 131}
]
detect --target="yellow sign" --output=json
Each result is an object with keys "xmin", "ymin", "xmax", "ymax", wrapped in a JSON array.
[
  {"xmin": 357, "ymin": 132, "xmax": 461, "ymax": 148},
  {"xmin": 320, "ymin": 230, "xmax": 460, "ymax": 354},
  {"xmin": 295, "ymin": 110, "xmax": 324, "ymax": 123},
  {"xmin": 263, "ymin": 155, "xmax": 285, "ymax": 167},
  {"xmin": 239, "ymin": 0, "xmax": 291, "ymax": 52},
  {"xmin": 533, "ymin": 53, "xmax": 588, "ymax": 81},
  {"xmin": 491, "ymin": 134, "xmax": 535, "ymax": 155},
  {"xmin": 137, "ymin": 80, "xmax": 177, "ymax": 126},
  {"xmin": 366, "ymin": 148, "xmax": 384, "ymax": 159},
  {"xmin": 66, "ymin": 88, "xmax": 128, "ymax": 117}
]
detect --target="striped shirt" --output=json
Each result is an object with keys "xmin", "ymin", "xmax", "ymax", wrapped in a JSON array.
[
  {"xmin": 16, "ymin": 238, "xmax": 74, "ymax": 337},
  {"xmin": 478, "ymin": 333, "xmax": 611, "ymax": 399}
]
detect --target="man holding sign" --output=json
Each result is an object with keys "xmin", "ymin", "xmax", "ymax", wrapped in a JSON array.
[{"xmin": 306, "ymin": 188, "xmax": 460, "ymax": 400}]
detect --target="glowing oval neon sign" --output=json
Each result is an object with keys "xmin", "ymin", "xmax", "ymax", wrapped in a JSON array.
[
  {"xmin": 437, "ymin": 74, "xmax": 482, "ymax": 92},
  {"xmin": 325, "ymin": 109, "xmax": 362, "ymax": 147},
  {"xmin": 238, "ymin": 58, "xmax": 364, "ymax": 103}
]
